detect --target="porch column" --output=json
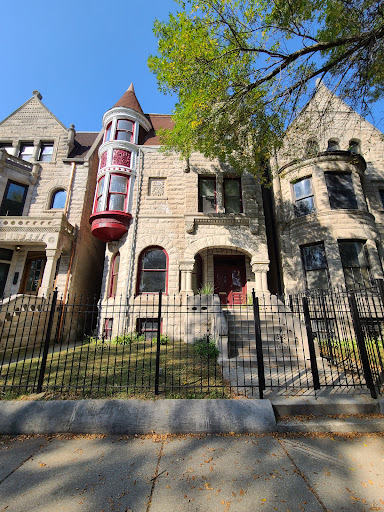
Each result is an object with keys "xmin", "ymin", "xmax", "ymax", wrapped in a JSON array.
[
  {"xmin": 251, "ymin": 261, "xmax": 270, "ymax": 293},
  {"xmin": 38, "ymin": 249, "xmax": 62, "ymax": 298},
  {"xmin": 179, "ymin": 259, "xmax": 195, "ymax": 294}
]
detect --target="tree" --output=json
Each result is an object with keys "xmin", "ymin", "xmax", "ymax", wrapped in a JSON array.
[{"xmin": 148, "ymin": 0, "xmax": 384, "ymax": 177}]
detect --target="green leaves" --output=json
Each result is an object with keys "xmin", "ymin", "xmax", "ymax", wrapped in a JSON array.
[{"xmin": 149, "ymin": 0, "xmax": 384, "ymax": 178}]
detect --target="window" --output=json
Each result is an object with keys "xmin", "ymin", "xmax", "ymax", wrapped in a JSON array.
[
  {"xmin": 325, "ymin": 172, "xmax": 358, "ymax": 209},
  {"xmin": 0, "ymin": 181, "xmax": 28, "ymax": 216},
  {"xmin": 0, "ymin": 143, "xmax": 13, "ymax": 154},
  {"xmin": 137, "ymin": 318, "xmax": 160, "ymax": 340},
  {"xmin": 19, "ymin": 144, "xmax": 34, "ymax": 161},
  {"xmin": 39, "ymin": 143, "xmax": 53, "ymax": 162},
  {"xmin": 0, "ymin": 248, "xmax": 13, "ymax": 297},
  {"xmin": 116, "ymin": 120, "xmax": 134, "ymax": 142},
  {"xmin": 94, "ymin": 174, "xmax": 129, "ymax": 213},
  {"xmin": 224, "ymin": 178, "xmax": 242, "ymax": 213},
  {"xmin": 50, "ymin": 189, "xmax": 66, "ymax": 209},
  {"xmin": 138, "ymin": 247, "xmax": 168, "ymax": 294},
  {"xmin": 104, "ymin": 123, "xmax": 112, "ymax": 142},
  {"xmin": 305, "ymin": 139, "xmax": 319, "ymax": 156},
  {"xmin": 109, "ymin": 252, "xmax": 120, "ymax": 298},
  {"xmin": 293, "ymin": 177, "xmax": 315, "ymax": 217},
  {"xmin": 348, "ymin": 140, "xmax": 360, "ymax": 155},
  {"xmin": 327, "ymin": 139, "xmax": 339, "ymax": 151},
  {"xmin": 379, "ymin": 189, "xmax": 384, "ymax": 208},
  {"xmin": 338, "ymin": 241, "xmax": 370, "ymax": 289},
  {"xmin": 198, "ymin": 177, "xmax": 216, "ymax": 213},
  {"xmin": 301, "ymin": 243, "xmax": 329, "ymax": 290},
  {"xmin": 104, "ymin": 318, "xmax": 113, "ymax": 338},
  {"xmin": 19, "ymin": 253, "xmax": 46, "ymax": 294}
]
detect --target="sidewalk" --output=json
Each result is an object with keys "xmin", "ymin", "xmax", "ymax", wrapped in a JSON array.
[{"xmin": 1, "ymin": 432, "xmax": 383, "ymax": 511}]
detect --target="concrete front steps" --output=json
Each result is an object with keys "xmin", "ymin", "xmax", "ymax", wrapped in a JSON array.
[{"xmin": 225, "ymin": 297, "xmax": 312, "ymax": 365}]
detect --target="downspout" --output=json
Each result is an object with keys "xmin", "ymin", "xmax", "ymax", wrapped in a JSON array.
[
  {"xmin": 124, "ymin": 147, "xmax": 143, "ymax": 302},
  {"xmin": 64, "ymin": 162, "xmax": 76, "ymax": 217}
]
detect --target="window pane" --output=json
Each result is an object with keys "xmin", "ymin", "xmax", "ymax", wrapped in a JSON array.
[
  {"xmin": 224, "ymin": 179, "xmax": 242, "ymax": 213},
  {"xmin": 0, "ymin": 144, "xmax": 12, "ymax": 154},
  {"xmin": 26, "ymin": 258, "xmax": 44, "ymax": 293},
  {"xmin": 199, "ymin": 178, "xmax": 216, "ymax": 213},
  {"xmin": 113, "ymin": 253, "xmax": 120, "ymax": 274},
  {"xmin": 139, "ymin": 271, "xmax": 166, "ymax": 293},
  {"xmin": 302, "ymin": 244, "xmax": 327, "ymax": 270},
  {"xmin": 19, "ymin": 144, "xmax": 33, "ymax": 161},
  {"xmin": 142, "ymin": 249, "xmax": 166, "ymax": 269},
  {"xmin": 39, "ymin": 144, "xmax": 53, "ymax": 162},
  {"xmin": 117, "ymin": 120, "xmax": 134, "ymax": 131},
  {"xmin": 379, "ymin": 190, "xmax": 384, "ymax": 208},
  {"xmin": 0, "ymin": 248, "xmax": 13, "ymax": 261},
  {"xmin": 0, "ymin": 262, "xmax": 10, "ymax": 296},
  {"xmin": 325, "ymin": 173, "xmax": 358, "ymax": 209},
  {"xmin": 0, "ymin": 182, "xmax": 27, "ymax": 216},
  {"xmin": 98, "ymin": 177, "xmax": 105, "ymax": 197},
  {"xmin": 327, "ymin": 140, "xmax": 339, "ymax": 151},
  {"xmin": 225, "ymin": 197, "xmax": 242, "ymax": 213},
  {"xmin": 105, "ymin": 124, "xmax": 112, "ymax": 141},
  {"xmin": 109, "ymin": 194, "xmax": 125, "ymax": 211},
  {"xmin": 295, "ymin": 197, "xmax": 314, "ymax": 217},
  {"xmin": 51, "ymin": 190, "xmax": 66, "ymax": 209},
  {"xmin": 224, "ymin": 179, "xmax": 240, "ymax": 196},
  {"xmin": 200, "ymin": 179, "xmax": 215, "ymax": 196},
  {"xmin": 306, "ymin": 269, "xmax": 328, "ymax": 289},
  {"xmin": 116, "ymin": 131, "xmax": 131, "ymax": 141},
  {"xmin": 110, "ymin": 175, "xmax": 127, "ymax": 193},
  {"xmin": 293, "ymin": 179, "xmax": 311, "ymax": 199},
  {"xmin": 339, "ymin": 241, "xmax": 368, "ymax": 267}
]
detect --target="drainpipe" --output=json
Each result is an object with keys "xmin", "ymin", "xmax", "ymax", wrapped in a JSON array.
[
  {"xmin": 124, "ymin": 148, "xmax": 143, "ymax": 302},
  {"xmin": 64, "ymin": 162, "xmax": 76, "ymax": 217}
]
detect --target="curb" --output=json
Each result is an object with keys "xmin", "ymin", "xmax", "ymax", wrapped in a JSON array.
[
  {"xmin": 0, "ymin": 399, "xmax": 276, "ymax": 435},
  {"xmin": 270, "ymin": 396, "xmax": 382, "ymax": 417}
]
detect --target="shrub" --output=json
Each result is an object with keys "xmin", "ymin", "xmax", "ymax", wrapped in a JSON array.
[
  {"xmin": 196, "ymin": 283, "xmax": 214, "ymax": 295},
  {"xmin": 152, "ymin": 334, "xmax": 169, "ymax": 345},
  {"xmin": 113, "ymin": 332, "xmax": 145, "ymax": 345},
  {"xmin": 194, "ymin": 335, "xmax": 219, "ymax": 359}
]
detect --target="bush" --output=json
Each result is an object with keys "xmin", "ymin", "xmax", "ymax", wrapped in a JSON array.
[
  {"xmin": 152, "ymin": 334, "xmax": 169, "ymax": 345},
  {"xmin": 113, "ymin": 332, "xmax": 145, "ymax": 345},
  {"xmin": 194, "ymin": 335, "xmax": 219, "ymax": 359},
  {"xmin": 196, "ymin": 283, "xmax": 214, "ymax": 295}
]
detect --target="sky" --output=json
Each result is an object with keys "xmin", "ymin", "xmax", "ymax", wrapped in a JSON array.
[{"xmin": 0, "ymin": 0, "xmax": 179, "ymax": 132}]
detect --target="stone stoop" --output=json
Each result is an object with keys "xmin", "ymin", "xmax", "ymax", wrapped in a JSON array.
[{"xmin": 225, "ymin": 296, "xmax": 313, "ymax": 365}]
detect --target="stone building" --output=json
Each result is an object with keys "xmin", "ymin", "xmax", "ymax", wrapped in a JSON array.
[
  {"xmin": 2, "ymin": 82, "xmax": 384, "ymax": 323},
  {"xmin": 0, "ymin": 91, "xmax": 105, "ymax": 300}
]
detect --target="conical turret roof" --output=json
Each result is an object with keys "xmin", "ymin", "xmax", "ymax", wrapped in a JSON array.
[{"xmin": 113, "ymin": 83, "xmax": 144, "ymax": 115}]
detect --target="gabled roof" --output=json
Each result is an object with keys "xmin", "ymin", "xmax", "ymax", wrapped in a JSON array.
[
  {"xmin": 112, "ymin": 83, "xmax": 145, "ymax": 116},
  {"xmin": 68, "ymin": 132, "xmax": 99, "ymax": 159},
  {"xmin": 0, "ymin": 91, "xmax": 68, "ymax": 131}
]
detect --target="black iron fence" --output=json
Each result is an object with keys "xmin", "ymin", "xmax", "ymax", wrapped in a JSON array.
[{"xmin": 0, "ymin": 284, "xmax": 383, "ymax": 398}]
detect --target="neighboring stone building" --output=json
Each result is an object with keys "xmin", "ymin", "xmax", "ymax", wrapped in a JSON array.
[
  {"xmin": 0, "ymin": 91, "xmax": 105, "ymax": 300},
  {"xmin": 272, "ymin": 83, "xmax": 384, "ymax": 295}
]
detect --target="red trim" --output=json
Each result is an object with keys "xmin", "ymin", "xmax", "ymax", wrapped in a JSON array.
[
  {"xmin": 137, "ymin": 246, "xmax": 169, "ymax": 295},
  {"xmin": 109, "ymin": 252, "xmax": 120, "ymax": 298}
]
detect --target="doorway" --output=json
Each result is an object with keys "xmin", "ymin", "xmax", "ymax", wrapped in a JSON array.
[
  {"xmin": 19, "ymin": 252, "xmax": 46, "ymax": 294},
  {"xmin": 214, "ymin": 256, "xmax": 247, "ymax": 305}
]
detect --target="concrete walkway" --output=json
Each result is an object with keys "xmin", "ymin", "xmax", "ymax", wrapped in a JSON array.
[{"xmin": 1, "ymin": 432, "xmax": 383, "ymax": 511}]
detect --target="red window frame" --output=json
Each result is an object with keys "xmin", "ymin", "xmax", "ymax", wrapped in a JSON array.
[
  {"xmin": 109, "ymin": 252, "xmax": 120, "ymax": 298},
  {"xmin": 137, "ymin": 246, "xmax": 168, "ymax": 295},
  {"xmin": 116, "ymin": 119, "xmax": 134, "ymax": 142},
  {"xmin": 104, "ymin": 122, "xmax": 112, "ymax": 142},
  {"xmin": 107, "ymin": 174, "xmax": 129, "ymax": 212},
  {"xmin": 94, "ymin": 176, "xmax": 106, "ymax": 213},
  {"xmin": 104, "ymin": 318, "xmax": 113, "ymax": 338}
]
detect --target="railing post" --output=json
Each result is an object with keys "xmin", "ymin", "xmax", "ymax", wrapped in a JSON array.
[
  {"xmin": 376, "ymin": 278, "xmax": 384, "ymax": 305},
  {"xmin": 154, "ymin": 290, "xmax": 162, "ymax": 396},
  {"xmin": 302, "ymin": 296, "xmax": 320, "ymax": 390},
  {"xmin": 348, "ymin": 292, "xmax": 377, "ymax": 399},
  {"xmin": 252, "ymin": 289, "xmax": 265, "ymax": 399},
  {"xmin": 36, "ymin": 289, "xmax": 58, "ymax": 393}
]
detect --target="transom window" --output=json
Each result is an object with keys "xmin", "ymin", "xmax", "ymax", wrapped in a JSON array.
[
  {"xmin": 0, "ymin": 181, "xmax": 28, "ymax": 216},
  {"xmin": 39, "ymin": 143, "xmax": 54, "ymax": 162},
  {"xmin": 19, "ymin": 144, "xmax": 34, "ymax": 161},
  {"xmin": 198, "ymin": 177, "xmax": 216, "ymax": 213},
  {"xmin": 338, "ymin": 241, "xmax": 370, "ymax": 289},
  {"xmin": 301, "ymin": 243, "xmax": 328, "ymax": 290},
  {"xmin": 325, "ymin": 172, "xmax": 358, "ymax": 210},
  {"xmin": 50, "ymin": 189, "xmax": 66, "ymax": 209},
  {"xmin": 224, "ymin": 178, "xmax": 242, "ymax": 213},
  {"xmin": 293, "ymin": 177, "xmax": 315, "ymax": 217},
  {"xmin": 138, "ymin": 247, "xmax": 168, "ymax": 294}
]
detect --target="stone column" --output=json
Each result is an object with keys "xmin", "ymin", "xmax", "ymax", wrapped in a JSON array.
[
  {"xmin": 216, "ymin": 175, "xmax": 225, "ymax": 213},
  {"xmin": 179, "ymin": 259, "xmax": 195, "ymax": 295},
  {"xmin": 366, "ymin": 239, "xmax": 383, "ymax": 280},
  {"xmin": 39, "ymin": 249, "xmax": 62, "ymax": 298},
  {"xmin": 251, "ymin": 261, "xmax": 270, "ymax": 294}
]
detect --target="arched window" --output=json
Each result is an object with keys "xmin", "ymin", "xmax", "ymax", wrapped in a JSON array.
[
  {"xmin": 349, "ymin": 139, "xmax": 360, "ymax": 154},
  {"xmin": 327, "ymin": 139, "xmax": 339, "ymax": 151},
  {"xmin": 305, "ymin": 139, "xmax": 319, "ymax": 156},
  {"xmin": 109, "ymin": 252, "xmax": 120, "ymax": 297},
  {"xmin": 50, "ymin": 189, "xmax": 66, "ymax": 209},
  {"xmin": 138, "ymin": 247, "xmax": 168, "ymax": 294}
]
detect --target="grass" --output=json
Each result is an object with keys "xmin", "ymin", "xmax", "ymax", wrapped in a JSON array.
[{"xmin": 0, "ymin": 338, "xmax": 231, "ymax": 400}]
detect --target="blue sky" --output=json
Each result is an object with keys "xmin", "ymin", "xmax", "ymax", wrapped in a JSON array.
[{"xmin": 0, "ymin": 0, "xmax": 179, "ymax": 131}]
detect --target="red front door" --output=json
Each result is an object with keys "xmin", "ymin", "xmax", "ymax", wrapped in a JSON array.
[{"xmin": 214, "ymin": 257, "xmax": 247, "ymax": 305}]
